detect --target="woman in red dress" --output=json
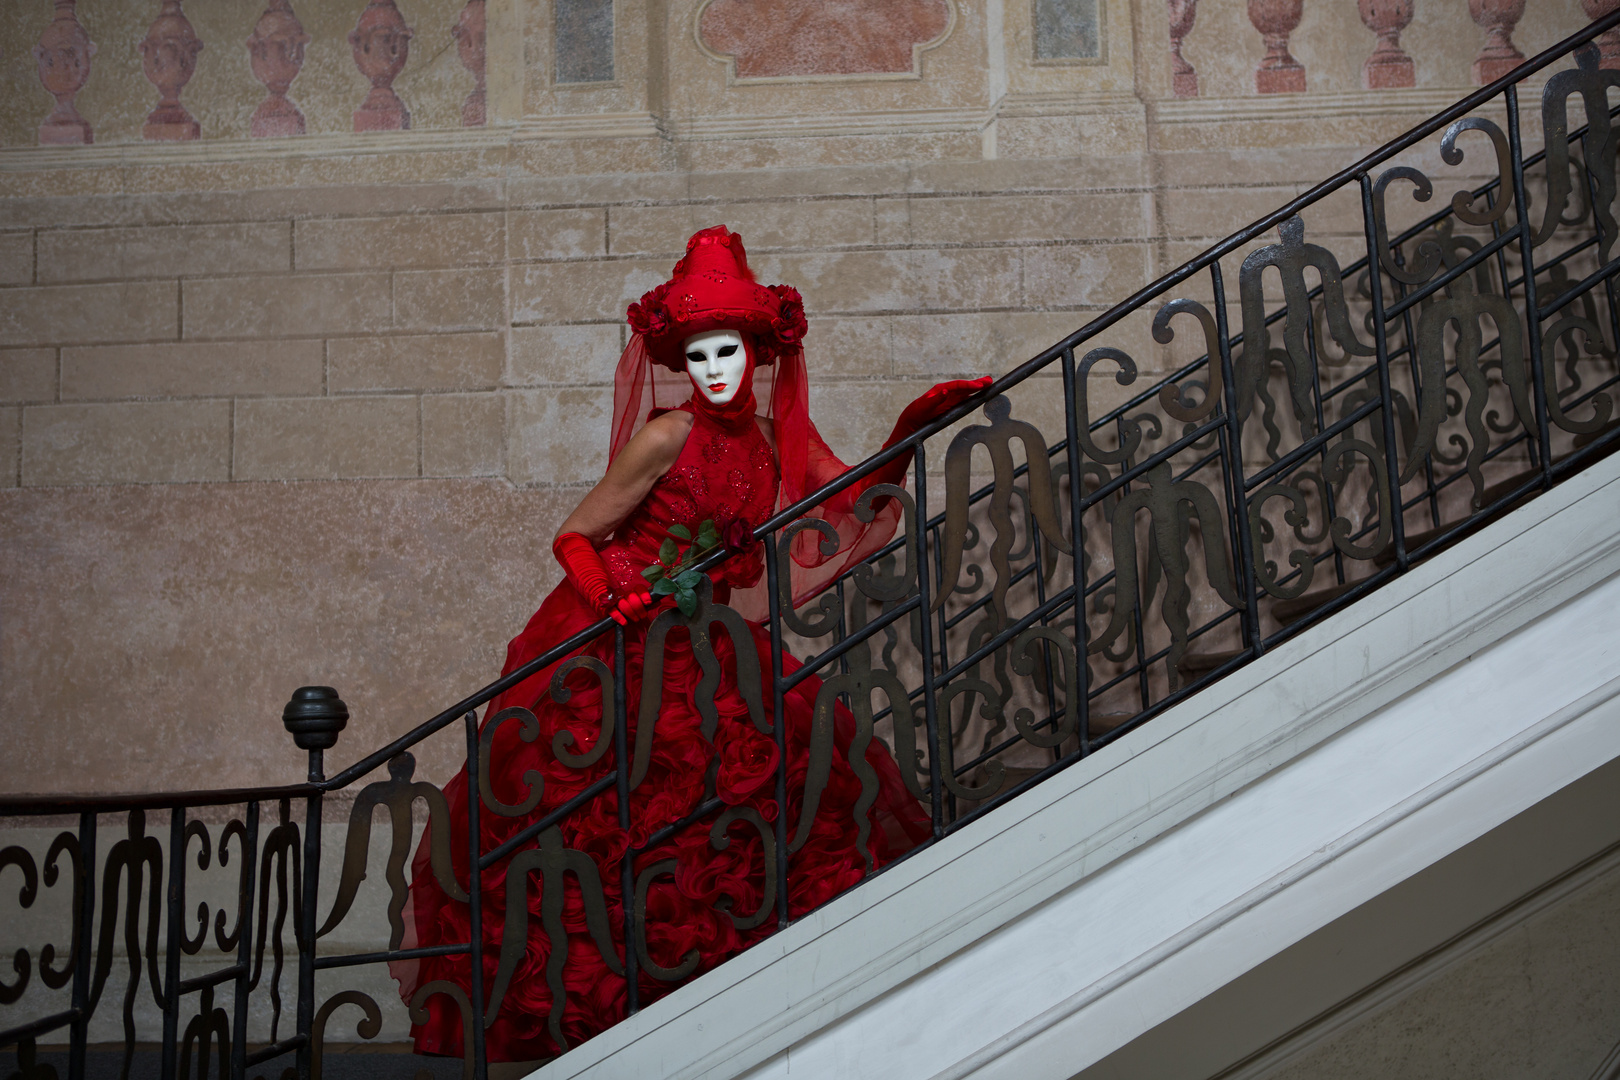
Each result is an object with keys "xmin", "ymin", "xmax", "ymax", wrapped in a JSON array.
[{"xmin": 399, "ymin": 226, "xmax": 987, "ymax": 1062}]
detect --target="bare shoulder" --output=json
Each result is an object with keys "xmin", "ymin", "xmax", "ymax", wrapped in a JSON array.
[
  {"xmin": 618, "ymin": 409, "xmax": 693, "ymax": 473},
  {"xmin": 641, "ymin": 409, "xmax": 694, "ymax": 448}
]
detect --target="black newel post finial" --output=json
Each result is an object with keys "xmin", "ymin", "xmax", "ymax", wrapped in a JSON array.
[
  {"xmin": 282, "ymin": 684, "xmax": 342, "ymax": 1080},
  {"xmin": 282, "ymin": 685, "xmax": 349, "ymax": 751}
]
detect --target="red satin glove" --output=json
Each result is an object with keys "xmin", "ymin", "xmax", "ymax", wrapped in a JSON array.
[
  {"xmin": 867, "ymin": 376, "xmax": 994, "ymax": 490},
  {"xmin": 889, "ymin": 376, "xmax": 994, "ymax": 442},
  {"xmin": 553, "ymin": 532, "xmax": 615, "ymax": 616},
  {"xmin": 611, "ymin": 591, "xmax": 655, "ymax": 625}
]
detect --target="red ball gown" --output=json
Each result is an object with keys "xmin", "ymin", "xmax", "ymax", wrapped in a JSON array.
[{"xmin": 398, "ymin": 401, "xmax": 932, "ymax": 1062}]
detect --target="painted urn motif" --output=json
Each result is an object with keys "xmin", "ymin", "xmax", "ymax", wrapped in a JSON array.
[
  {"xmin": 1359, "ymin": 0, "xmax": 1415, "ymax": 89},
  {"xmin": 139, "ymin": 0, "xmax": 204, "ymax": 141},
  {"xmin": 1467, "ymin": 0, "xmax": 1525, "ymax": 84},
  {"xmin": 34, "ymin": 0, "xmax": 96, "ymax": 146},
  {"xmin": 1167, "ymin": 0, "xmax": 1199, "ymax": 98},
  {"xmin": 350, "ymin": 0, "xmax": 414, "ymax": 132},
  {"xmin": 247, "ymin": 0, "xmax": 311, "ymax": 138},
  {"xmin": 1582, "ymin": 0, "xmax": 1620, "ymax": 69},
  {"xmin": 453, "ymin": 0, "xmax": 487, "ymax": 127},
  {"xmin": 1247, "ymin": 0, "xmax": 1305, "ymax": 94}
]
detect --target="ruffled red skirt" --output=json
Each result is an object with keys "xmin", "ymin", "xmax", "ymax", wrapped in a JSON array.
[{"xmin": 397, "ymin": 580, "xmax": 931, "ymax": 1062}]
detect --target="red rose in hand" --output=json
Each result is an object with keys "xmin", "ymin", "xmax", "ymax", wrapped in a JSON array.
[
  {"xmin": 718, "ymin": 516, "xmax": 763, "ymax": 589},
  {"xmin": 723, "ymin": 516, "xmax": 757, "ymax": 554}
]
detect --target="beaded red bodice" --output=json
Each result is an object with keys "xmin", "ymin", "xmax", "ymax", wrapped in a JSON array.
[{"xmin": 600, "ymin": 404, "xmax": 778, "ymax": 598}]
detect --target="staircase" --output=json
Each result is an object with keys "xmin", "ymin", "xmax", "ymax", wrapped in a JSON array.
[{"xmin": 4, "ymin": 15, "xmax": 1620, "ymax": 1080}]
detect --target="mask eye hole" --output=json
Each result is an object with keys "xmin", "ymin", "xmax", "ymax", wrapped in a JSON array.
[
  {"xmin": 716, "ymin": 344, "xmax": 738, "ymax": 358},
  {"xmin": 686, "ymin": 352, "xmax": 704, "ymax": 364}
]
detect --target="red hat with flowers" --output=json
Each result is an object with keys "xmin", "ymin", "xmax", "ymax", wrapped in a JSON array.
[{"xmin": 626, "ymin": 225, "xmax": 807, "ymax": 371}]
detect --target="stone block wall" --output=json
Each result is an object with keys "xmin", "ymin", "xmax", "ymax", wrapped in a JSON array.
[{"xmin": 0, "ymin": 0, "xmax": 1599, "ymax": 797}]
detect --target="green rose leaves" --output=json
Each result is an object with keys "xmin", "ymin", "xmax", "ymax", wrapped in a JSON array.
[{"xmin": 641, "ymin": 519, "xmax": 722, "ymax": 617}]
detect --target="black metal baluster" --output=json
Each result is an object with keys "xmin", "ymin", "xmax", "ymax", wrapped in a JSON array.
[
  {"xmin": 160, "ymin": 806, "xmax": 185, "ymax": 1079},
  {"xmin": 1389, "ymin": 249, "xmax": 1442, "ymax": 530},
  {"xmin": 613, "ymin": 623, "xmax": 641, "ymax": 1010},
  {"xmin": 281, "ymin": 686, "xmax": 347, "ymax": 1080},
  {"xmin": 1302, "ymin": 307, "xmax": 1348, "ymax": 587},
  {"xmin": 1024, "ymin": 477, "xmax": 1062, "ymax": 761},
  {"xmin": 1212, "ymin": 262, "xmax": 1264, "ymax": 653},
  {"xmin": 1505, "ymin": 84, "xmax": 1554, "ymax": 488},
  {"xmin": 763, "ymin": 534, "xmax": 791, "ymax": 929},
  {"xmin": 1060, "ymin": 348, "xmax": 1095, "ymax": 755},
  {"xmin": 929, "ymin": 515, "xmax": 957, "ymax": 824},
  {"xmin": 231, "ymin": 802, "xmax": 259, "ymax": 1080},
  {"xmin": 297, "ymin": 790, "xmax": 320, "ymax": 1079},
  {"xmin": 605, "ymin": 625, "xmax": 641, "ymax": 1013},
  {"xmin": 911, "ymin": 441, "xmax": 946, "ymax": 837},
  {"xmin": 835, "ymin": 579, "xmax": 850, "ymax": 680},
  {"xmin": 68, "ymin": 811, "xmax": 96, "ymax": 1080},
  {"xmin": 464, "ymin": 712, "xmax": 489, "ymax": 1080},
  {"xmin": 1489, "ymin": 202, "xmax": 1520, "ymax": 454},
  {"xmin": 1359, "ymin": 173, "xmax": 1412, "ymax": 570},
  {"xmin": 1119, "ymin": 432, "xmax": 1153, "ymax": 707}
]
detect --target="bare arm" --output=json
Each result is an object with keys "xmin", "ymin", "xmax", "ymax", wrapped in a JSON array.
[{"xmin": 555, "ymin": 411, "xmax": 694, "ymax": 545}]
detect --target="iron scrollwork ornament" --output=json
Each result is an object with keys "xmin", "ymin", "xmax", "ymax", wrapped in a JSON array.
[
  {"xmin": 1410, "ymin": 272, "xmax": 1532, "ymax": 505},
  {"xmin": 936, "ymin": 395, "xmax": 1071, "ymax": 624},
  {"xmin": 776, "ymin": 517, "xmax": 843, "ymax": 638},
  {"xmin": 1239, "ymin": 216, "xmax": 1375, "ymax": 435},
  {"xmin": 633, "ymin": 576, "xmax": 769, "ymax": 790},
  {"xmin": 1089, "ymin": 461, "xmax": 1243, "ymax": 690},
  {"xmin": 1152, "ymin": 299, "xmax": 1226, "ymax": 424},
  {"xmin": 1440, "ymin": 116, "xmax": 1514, "ymax": 227},
  {"xmin": 310, "ymin": 991, "xmax": 384, "ymax": 1080},
  {"xmin": 1540, "ymin": 315, "xmax": 1615, "ymax": 435},
  {"xmin": 89, "ymin": 811, "xmax": 166, "ymax": 1080},
  {"xmin": 249, "ymin": 799, "xmax": 301, "ymax": 1045},
  {"xmin": 487, "ymin": 827, "xmax": 623, "ymax": 1050},
  {"xmin": 1536, "ymin": 45, "xmax": 1620, "ymax": 261},
  {"xmin": 178, "ymin": 983, "xmax": 230, "ymax": 1080},
  {"xmin": 320, "ymin": 751, "xmax": 467, "ymax": 951},
  {"xmin": 797, "ymin": 641, "xmax": 923, "ymax": 870},
  {"xmin": 709, "ymin": 806, "xmax": 777, "ymax": 930},
  {"xmin": 0, "ymin": 846, "xmax": 37, "ymax": 1005}
]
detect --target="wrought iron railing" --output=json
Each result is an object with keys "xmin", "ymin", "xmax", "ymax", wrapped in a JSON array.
[{"xmin": 6, "ymin": 16, "xmax": 1620, "ymax": 1078}]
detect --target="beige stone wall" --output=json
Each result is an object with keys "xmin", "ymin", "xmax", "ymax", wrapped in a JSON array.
[{"xmin": 0, "ymin": 0, "xmax": 1598, "ymax": 795}]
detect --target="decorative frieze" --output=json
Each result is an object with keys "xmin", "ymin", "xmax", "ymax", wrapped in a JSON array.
[
  {"xmin": 1248, "ymin": 0, "xmax": 1305, "ymax": 94},
  {"xmin": 139, "ymin": 0, "xmax": 204, "ymax": 142},
  {"xmin": 1468, "ymin": 0, "xmax": 1525, "ymax": 84},
  {"xmin": 1167, "ymin": 0, "xmax": 1199, "ymax": 98},
  {"xmin": 247, "ymin": 0, "xmax": 311, "ymax": 138},
  {"xmin": 1359, "ymin": 0, "xmax": 1415, "ymax": 89},
  {"xmin": 454, "ymin": 0, "xmax": 487, "ymax": 127},
  {"xmin": 350, "ymin": 0, "xmax": 414, "ymax": 132},
  {"xmin": 34, "ymin": 0, "xmax": 96, "ymax": 146},
  {"xmin": 698, "ymin": 0, "xmax": 952, "ymax": 80}
]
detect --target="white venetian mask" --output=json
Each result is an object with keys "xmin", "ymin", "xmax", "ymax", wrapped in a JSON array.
[{"xmin": 684, "ymin": 330, "xmax": 748, "ymax": 406}]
